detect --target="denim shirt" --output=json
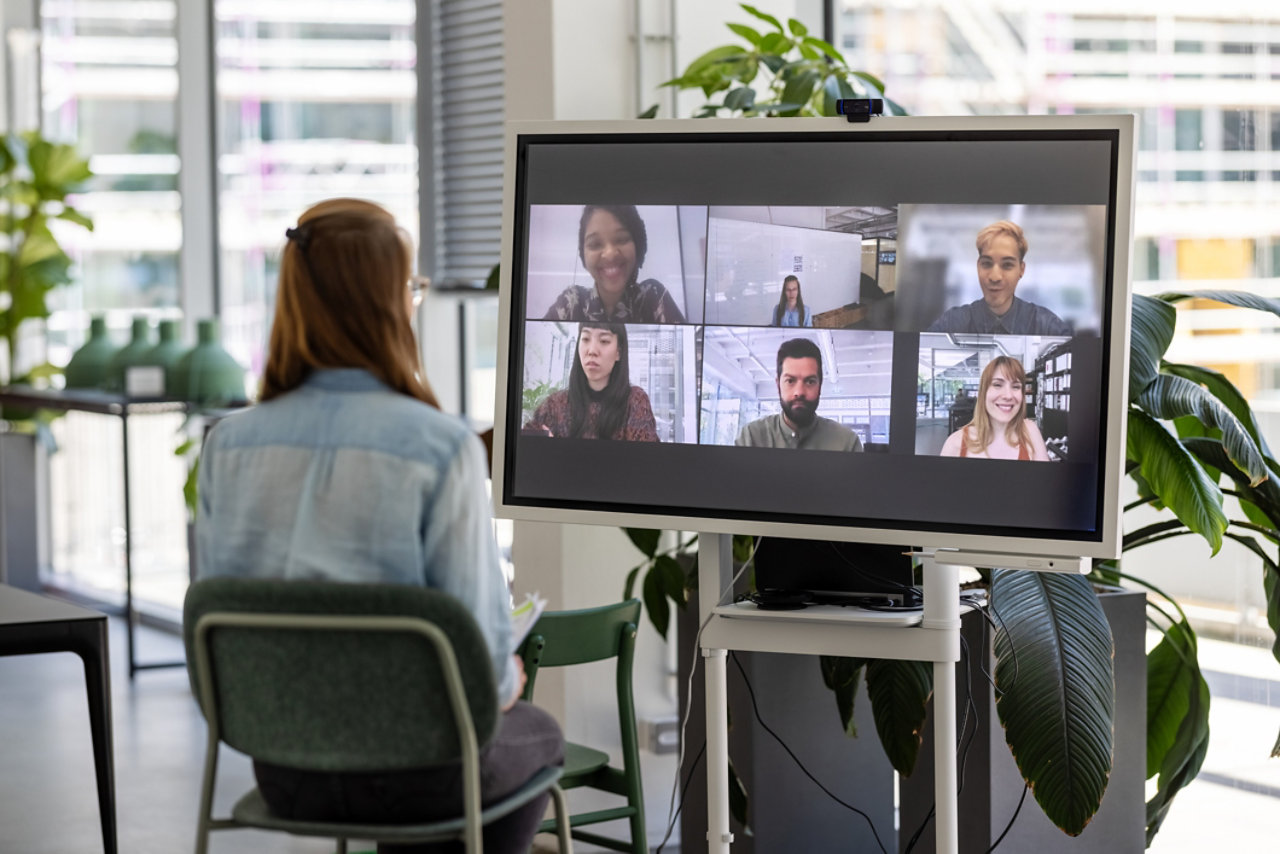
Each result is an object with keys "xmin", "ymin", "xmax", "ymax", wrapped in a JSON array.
[{"xmin": 195, "ymin": 368, "xmax": 515, "ymax": 701}]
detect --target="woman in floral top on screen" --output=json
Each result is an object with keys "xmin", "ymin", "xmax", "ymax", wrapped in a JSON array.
[
  {"xmin": 541, "ymin": 204, "xmax": 686, "ymax": 323},
  {"xmin": 524, "ymin": 322, "xmax": 659, "ymax": 441}
]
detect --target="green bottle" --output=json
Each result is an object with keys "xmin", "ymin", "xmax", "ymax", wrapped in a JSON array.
[
  {"xmin": 64, "ymin": 316, "xmax": 119, "ymax": 389},
  {"xmin": 105, "ymin": 317, "xmax": 154, "ymax": 392},
  {"xmin": 140, "ymin": 319, "xmax": 188, "ymax": 397},
  {"xmin": 173, "ymin": 319, "xmax": 246, "ymax": 404}
]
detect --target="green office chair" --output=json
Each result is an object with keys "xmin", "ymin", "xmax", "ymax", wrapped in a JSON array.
[
  {"xmin": 518, "ymin": 599, "xmax": 645, "ymax": 854},
  {"xmin": 183, "ymin": 577, "xmax": 572, "ymax": 854}
]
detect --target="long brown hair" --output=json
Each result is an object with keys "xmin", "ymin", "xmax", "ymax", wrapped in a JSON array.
[
  {"xmin": 260, "ymin": 198, "xmax": 439, "ymax": 407},
  {"xmin": 964, "ymin": 355, "xmax": 1030, "ymax": 455},
  {"xmin": 772, "ymin": 275, "xmax": 805, "ymax": 326}
]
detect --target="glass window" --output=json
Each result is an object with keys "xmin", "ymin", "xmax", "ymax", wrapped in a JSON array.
[
  {"xmin": 1221, "ymin": 109, "xmax": 1256, "ymax": 150},
  {"xmin": 1175, "ymin": 109, "xmax": 1204, "ymax": 150},
  {"xmin": 40, "ymin": 0, "xmax": 185, "ymax": 609},
  {"xmin": 213, "ymin": 1, "xmax": 418, "ymax": 380}
]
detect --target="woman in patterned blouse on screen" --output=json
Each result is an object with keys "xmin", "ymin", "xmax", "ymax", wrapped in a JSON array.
[
  {"xmin": 523, "ymin": 322, "xmax": 659, "ymax": 441},
  {"xmin": 541, "ymin": 204, "xmax": 686, "ymax": 323}
]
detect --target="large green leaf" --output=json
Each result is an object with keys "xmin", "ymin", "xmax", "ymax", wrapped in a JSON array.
[
  {"xmin": 726, "ymin": 22, "xmax": 762, "ymax": 46},
  {"xmin": 778, "ymin": 68, "xmax": 820, "ymax": 117},
  {"xmin": 1146, "ymin": 620, "xmax": 1198, "ymax": 778},
  {"xmin": 1157, "ymin": 289, "xmax": 1280, "ymax": 320},
  {"xmin": 1136, "ymin": 373, "xmax": 1267, "ymax": 487},
  {"xmin": 642, "ymin": 564, "xmax": 671, "ymax": 640},
  {"xmin": 740, "ymin": 3, "xmax": 783, "ymax": 32},
  {"xmin": 819, "ymin": 655, "xmax": 865, "ymax": 737},
  {"xmin": 991, "ymin": 570, "xmax": 1114, "ymax": 836},
  {"xmin": 1127, "ymin": 410, "xmax": 1226, "ymax": 554},
  {"xmin": 1145, "ymin": 663, "xmax": 1209, "ymax": 844},
  {"xmin": 24, "ymin": 133, "xmax": 92, "ymax": 199},
  {"xmin": 1129, "ymin": 294, "xmax": 1176, "ymax": 402},
  {"xmin": 1163, "ymin": 362, "xmax": 1270, "ymax": 456},
  {"xmin": 804, "ymin": 35, "xmax": 845, "ymax": 64},
  {"xmin": 625, "ymin": 528, "xmax": 661, "ymax": 559},
  {"xmin": 865, "ymin": 658, "xmax": 932, "ymax": 777},
  {"xmin": 1265, "ymin": 561, "xmax": 1280, "ymax": 665},
  {"xmin": 1183, "ymin": 438, "xmax": 1280, "ymax": 526}
]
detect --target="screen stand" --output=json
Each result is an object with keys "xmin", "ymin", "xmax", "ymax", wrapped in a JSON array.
[{"xmin": 698, "ymin": 534, "xmax": 962, "ymax": 854}]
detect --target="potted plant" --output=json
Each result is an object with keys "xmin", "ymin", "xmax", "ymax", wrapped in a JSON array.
[{"xmin": 0, "ymin": 130, "xmax": 92, "ymax": 590}]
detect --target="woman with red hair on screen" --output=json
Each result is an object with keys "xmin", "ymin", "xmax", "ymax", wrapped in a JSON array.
[{"xmin": 940, "ymin": 355, "xmax": 1049, "ymax": 461}]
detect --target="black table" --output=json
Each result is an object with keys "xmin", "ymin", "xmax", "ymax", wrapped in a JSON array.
[{"xmin": 0, "ymin": 583, "xmax": 116, "ymax": 854}]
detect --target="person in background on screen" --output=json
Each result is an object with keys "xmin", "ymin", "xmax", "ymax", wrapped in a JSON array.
[
  {"xmin": 735, "ymin": 337, "xmax": 862, "ymax": 451},
  {"xmin": 196, "ymin": 198, "xmax": 563, "ymax": 854},
  {"xmin": 523, "ymin": 322, "xmax": 659, "ymax": 441},
  {"xmin": 926, "ymin": 220, "xmax": 1072, "ymax": 336},
  {"xmin": 770, "ymin": 275, "xmax": 813, "ymax": 327},
  {"xmin": 940, "ymin": 355, "xmax": 1049, "ymax": 460},
  {"xmin": 542, "ymin": 204, "xmax": 686, "ymax": 323}
]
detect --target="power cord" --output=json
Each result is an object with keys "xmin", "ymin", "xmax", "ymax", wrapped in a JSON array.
[
  {"xmin": 653, "ymin": 740, "xmax": 706, "ymax": 854},
  {"xmin": 729, "ymin": 650, "xmax": 890, "ymax": 854}
]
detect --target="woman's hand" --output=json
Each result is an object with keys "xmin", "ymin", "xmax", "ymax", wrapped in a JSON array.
[{"xmin": 503, "ymin": 654, "xmax": 528, "ymax": 712}]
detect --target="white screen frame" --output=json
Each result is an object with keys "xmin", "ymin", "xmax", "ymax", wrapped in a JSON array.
[{"xmin": 492, "ymin": 114, "xmax": 1135, "ymax": 560}]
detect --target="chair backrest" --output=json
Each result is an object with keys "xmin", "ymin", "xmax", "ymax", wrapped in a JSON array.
[
  {"xmin": 183, "ymin": 577, "xmax": 500, "ymax": 773},
  {"xmin": 519, "ymin": 599, "xmax": 642, "ymax": 694}
]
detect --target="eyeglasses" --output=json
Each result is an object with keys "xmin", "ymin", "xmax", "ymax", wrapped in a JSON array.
[{"xmin": 408, "ymin": 275, "xmax": 430, "ymax": 308}]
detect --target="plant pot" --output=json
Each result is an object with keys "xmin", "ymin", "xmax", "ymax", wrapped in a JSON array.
[
  {"xmin": 0, "ymin": 430, "xmax": 48, "ymax": 591},
  {"xmin": 64, "ymin": 316, "xmax": 119, "ymax": 389},
  {"xmin": 171, "ymin": 319, "xmax": 246, "ymax": 404},
  {"xmin": 898, "ymin": 587, "xmax": 1146, "ymax": 853}
]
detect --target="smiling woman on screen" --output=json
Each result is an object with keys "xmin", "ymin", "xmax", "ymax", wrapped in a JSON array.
[
  {"xmin": 939, "ymin": 355, "xmax": 1049, "ymax": 461},
  {"xmin": 523, "ymin": 322, "xmax": 659, "ymax": 441},
  {"xmin": 542, "ymin": 204, "xmax": 685, "ymax": 323}
]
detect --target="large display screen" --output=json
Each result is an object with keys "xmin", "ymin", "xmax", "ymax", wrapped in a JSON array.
[{"xmin": 493, "ymin": 117, "xmax": 1134, "ymax": 559}]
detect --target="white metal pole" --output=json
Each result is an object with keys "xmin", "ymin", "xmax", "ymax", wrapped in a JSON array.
[
  {"xmin": 704, "ymin": 646, "xmax": 731, "ymax": 852},
  {"xmin": 921, "ymin": 554, "xmax": 961, "ymax": 854},
  {"xmin": 699, "ymin": 531, "xmax": 734, "ymax": 852}
]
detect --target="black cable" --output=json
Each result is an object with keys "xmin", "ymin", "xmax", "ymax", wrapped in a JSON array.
[
  {"xmin": 985, "ymin": 597, "xmax": 1020, "ymax": 692},
  {"xmin": 655, "ymin": 739, "xmax": 705, "ymax": 854},
  {"xmin": 729, "ymin": 651, "xmax": 890, "ymax": 854},
  {"xmin": 986, "ymin": 784, "xmax": 1029, "ymax": 853}
]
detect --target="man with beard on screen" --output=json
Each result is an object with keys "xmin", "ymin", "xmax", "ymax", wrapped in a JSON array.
[{"xmin": 735, "ymin": 337, "xmax": 864, "ymax": 451}]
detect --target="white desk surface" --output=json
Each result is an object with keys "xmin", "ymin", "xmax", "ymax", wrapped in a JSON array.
[{"xmin": 715, "ymin": 600, "xmax": 923, "ymax": 627}]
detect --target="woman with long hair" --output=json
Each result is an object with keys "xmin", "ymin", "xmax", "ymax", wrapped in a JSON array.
[
  {"xmin": 771, "ymin": 275, "xmax": 813, "ymax": 327},
  {"xmin": 524, "ymin": 322, "xmax": 659, "ymax": 441},
  {"xmin": 196, "ymin": 198, "xmax": 563, "ymax": 854},
  {"xmin": 542, "ymin": 204, "xmax": 685, "ymax": 323},
  {"xmin": 939, "ymin": 355, "xmax": 1049, "ymax": 460}
]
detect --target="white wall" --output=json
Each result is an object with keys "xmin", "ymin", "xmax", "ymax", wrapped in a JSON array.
[{"xmin": 501, "ymin": 1, "xmax": 814, "ymax": 848}]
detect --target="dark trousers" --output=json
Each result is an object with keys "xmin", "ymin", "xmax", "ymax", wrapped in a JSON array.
[{"xmin": 254, "ymin": 701, "xmax": 564, "ymax": 854}]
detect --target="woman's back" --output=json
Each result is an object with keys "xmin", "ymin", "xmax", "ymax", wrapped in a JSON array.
[{"xmin": 197, "ymin": 367, "xmax": 514, "ymax": 698}]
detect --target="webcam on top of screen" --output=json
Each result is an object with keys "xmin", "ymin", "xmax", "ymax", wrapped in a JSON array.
[{"xmin": 836, "ymin": 98, "xmax": 884, "ymax": 123}]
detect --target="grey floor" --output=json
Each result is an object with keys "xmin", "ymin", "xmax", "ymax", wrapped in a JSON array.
[
  {"xmin": 0, "ymin": 618, "xmax": 364, "ymax": 854},
  {"xmin": 0, "ymin": 616, "xmax": 577, "ymax": 854}
]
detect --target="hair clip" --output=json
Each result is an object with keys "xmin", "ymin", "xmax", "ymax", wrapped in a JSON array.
[{"xmin": 285, "ymin": 225, "xmax": 312, "ymax": 250}]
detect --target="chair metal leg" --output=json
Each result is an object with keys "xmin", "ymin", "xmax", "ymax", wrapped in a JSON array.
[
  {"xmin": 549, "ymin": 784, "xmax": 574, "ymax": 854},
  {"xmin": 194, "ymin": 737, "xmax": 220, "ymax": 854},
  {"xmin": 336, "ymin": 839, "xmax": 347, "ymax": 854}
]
